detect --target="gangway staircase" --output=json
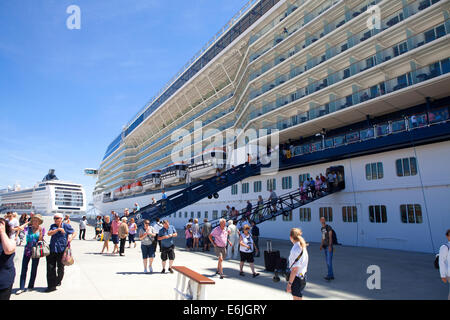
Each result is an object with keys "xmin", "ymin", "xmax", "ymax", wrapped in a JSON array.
[
  {"xmin": 131, "ymin": 162, "xmax": 267, "ymax": 226},
  {"xmin": 200, "ymin": 166, "xmax": 345, "ymax": 230}
]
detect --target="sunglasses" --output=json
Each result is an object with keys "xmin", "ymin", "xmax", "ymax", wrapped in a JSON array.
[{"xmin": 54, "ymin": 217, "xmax": 62, "ymax": 220}]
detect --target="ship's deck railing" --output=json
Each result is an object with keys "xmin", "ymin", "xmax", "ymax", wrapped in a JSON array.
[{"xmin": 287, "ymin": 107, "xmax": 450, "ymax": 159}]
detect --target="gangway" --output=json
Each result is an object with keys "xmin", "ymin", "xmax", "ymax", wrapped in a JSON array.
[
  {"xmin": 200, "ymin": 166, "xmax": 345, "ymax": 230},
  {"xmin": 130, "ymin": 161, "xmax": 267, "ymax": 226}
]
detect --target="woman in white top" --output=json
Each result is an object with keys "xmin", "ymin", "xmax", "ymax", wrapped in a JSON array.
[
  {"xmin": 287, "ymin": 228, "xmax": 309, "ymax": 300},
  {"xmin": 238, "ymin": 225, "xmax": 259, "ymax": 278},
  {"xmin": 192, "ymin": 219, "xmax": 200, "ymax": 251},
  {"xmin": 439, "ymin": 229, "xmax": 450, "ymax": 300}
]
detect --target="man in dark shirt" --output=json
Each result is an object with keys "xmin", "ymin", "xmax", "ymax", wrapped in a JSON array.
[
  {"xmin": 319, "ymin": 217, "xmax": 334, "ymax": 281},
  {"xmin": 157, "ymin": 220, "xmax": 177, "ymax": 274},
  {"xmin": 250, "ymin": 221, "xmax": 260, "ymax": 257},
  {"xmin": 45, "ymin": 213, "xmax": 74, "ymax": 292}
]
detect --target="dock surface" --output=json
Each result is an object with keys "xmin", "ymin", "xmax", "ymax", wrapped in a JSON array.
[{"xmin": 10, "ymin": 216, "xmax": 447, "ymax": 300}]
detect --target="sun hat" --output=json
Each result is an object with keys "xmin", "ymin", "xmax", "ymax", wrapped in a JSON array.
[{"xmin": 31, "ymin": 214, "xmax": 44, "ymax": 225}]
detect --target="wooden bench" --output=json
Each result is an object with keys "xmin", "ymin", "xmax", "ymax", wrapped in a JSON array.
[{"xmin": 172, "ymin": 266, "xmax": 215, "ymax": 300}]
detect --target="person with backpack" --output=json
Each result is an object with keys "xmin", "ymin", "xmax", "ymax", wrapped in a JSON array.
[
  {"xmin": 319, "ymin": 216, "xmax": 335, "ymax": 281},
  {"xmin": 438, "ymin": 229, "xmax": 450, "ymax": 300}
]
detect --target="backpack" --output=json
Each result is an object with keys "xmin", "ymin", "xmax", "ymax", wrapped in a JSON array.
[
  {"xmin": 331, "ymin": 227, "xmax": 340, "ymax": 245},
  {"xmin": 434, "ymin": 244, "xmax": 450, "ymax": 269}
]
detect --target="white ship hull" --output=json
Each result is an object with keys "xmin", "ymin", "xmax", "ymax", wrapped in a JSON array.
[
  {"xmin": 94, "ymin": 141, "xmax": 450, "ymax": 253},
  {"xmin": 1, "ymin": 180, "xmax": 87, "ymax": 216}
]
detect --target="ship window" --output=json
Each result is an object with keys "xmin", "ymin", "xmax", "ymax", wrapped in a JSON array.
[
  {"xmin": 184, "ymin": 212, "xmax": 188, "ymax": 218},
  {"xmin": 197, "ymin": 212, "xmax": 201, "ymax": 219},
  {"xmin": 179, "ymin": 212, "xmax": 182, "ymax": 218},
  {"xmin": 231, "ymin": 184, "xmax": 238, "ymax": 195},
  {"xmin": 191, "ymin": 212, "xmax": 194, "ymax": 219},
  {"xmin": 267, "ymin": 178, "xmax": 276, "ymax": 191},
  {"xmin": 396, "ymin": 157, "xmax": 417, "ymax": 177},
  {"xmin": 369, "ymin": 205, "xmax": 387, "ymax": 223},
  {"xmin": 221, "ymin": 210, "xmax": 228, "ymax": 218},
  {"xmin": 282, "ymin": 176, "xmax": 292, "ymax": 189},
  {"xmin": 400, "ymin": 204, "xmax": 422, "ymax": 224},
  {"xmin": 242, "ymin": 183, "xmax": 249, "ymax": 194},
  {"xmin": 342, "ymin": 206, "xmax": 357, "ymax": 223},
  {"xmin": 299, "ymin": 208, "xmax": 311, "ymax": 222},
  {"xmin": 204, "ymin": 211, "xmax": 208, "ymax": 219},
  {"xmin": 212, "ymin": 210, "xmax": 218, "ymax": 220},
  {"xmin": 254, "ymin": 181, "xmax": 262, "ymax": 193},
  {"xmin": 299, "ymin": 174, "xmax": 310, "ymax": 187},
  {"xmin": 282, "ymin": 210, "xmax": 293, "ymax": 221},
  {"xmin": 319, "ymin": 207, "xmax": 333, "ymax": 222},
  {"xmin": 365, "ymin": 162, "xmax": 383, "ymax": 180}
]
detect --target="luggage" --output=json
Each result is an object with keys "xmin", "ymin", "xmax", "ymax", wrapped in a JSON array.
[
  {"xmin": 264, "ymin": 240, "xmax": 280, "ymax": 272},
  {"xmin": 275, "ymin": 257, "xmax": 287, "ymax": 271}
]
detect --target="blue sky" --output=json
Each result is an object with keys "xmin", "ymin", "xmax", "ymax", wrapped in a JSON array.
[{"xmin": 0, "ymin": 0, "xmax": 247, "ymax": 204}]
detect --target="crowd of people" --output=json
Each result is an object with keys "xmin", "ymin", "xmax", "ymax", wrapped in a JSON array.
[
  {"xmin": 1, "ymin": 205, "xmax": 449, "ymax": 301},
  {"xmin": 0, "ymin": 211, "xmax": 75, "ymax": 299}
]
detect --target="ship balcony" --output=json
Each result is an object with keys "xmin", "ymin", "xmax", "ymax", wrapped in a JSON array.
[
  {"xmin": 243, "ymin": 57, "xmax": 450, "ymax": 144},
  {"xmin": 235, "ymin": 19, "xmax": 450, "ymax": 129}
]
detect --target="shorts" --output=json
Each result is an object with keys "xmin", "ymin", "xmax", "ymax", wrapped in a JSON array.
[
  {"xmin": 103, "ymin": 232, "xmax": 111, "ymax": 242},
  {"xmin": 161, "ymin": 246, "xmax": 175, "ymax": 261},
  {"xmin": 239, "ymin": 251, "xmax": 254, "ymax": 263},
  {"xmin": 141, "ymin": 244, "xmax": 156, "ymax": 259},
  {"xmin": 111, "ymin": 234, "xmax": 119, "ymax": 244},
  {"xmin": 186, "ymin": 238, "xmax": 193, "ymax": 248},
  {"xmin": 291, "ymin": 276, "xmax": 306, "ymax": 298},
  {"xmin": 214, "ymin": 246, "xmax": 226, "ymax": 259},
  {"xmin": 129, "ymin": 234, "xmax": 136, "ymax": 243},
  {"xmin": 202, "ymin": 236, "xmax": 210, "ymax": 245}
]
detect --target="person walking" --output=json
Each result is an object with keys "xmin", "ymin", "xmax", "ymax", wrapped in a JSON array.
[
  {"xmin": 192, "ymin": 219, "xmax": 201, "ymax": 251},
  {"xmin": 257, "ymin": 196, "xmax": 264, "ymax": 221},
  {"xmin": 239, "ymin": 225, "xmax": 259, "ymax": 278},
  {"xmin": 46, "ymin": 213, "xmax": 75, "ymax": 292},
  {"xmin": 286, "ymin": 228, "xmax": 309, "ymax": 300},
  {"xmin": 111, "ymin": 215, "xmax": 121, "ymax": 254},
  {"xmin": 79, "ymin": 216, "xmax": 87, "ymax": 240},
  {"xmin": 250, "ymin": 220, "xmax": 260, "ymax": 257},
  {"xmin": 128, "ymin": 218, "xmax": 137, "ymax": 248},
  {"xmin": 18, "ymin": 213, "xmax": 29, "ymax": 246},
  {"xmin": 94, "ymin": 216, "xmax": 103, "ymax": 240},
  {"xmin": 201, "ymin": 218, "xmax": 212, "ymax": 252},
  {"xmin": 118, "ymin": 217, "xmax": 129, "ymax": 256},
  {"xmin": 16, "ymin": 214, "xmax": 45, "ymax": 295},
  {"xmin": 185, "ymin": 224, "xmax": 193, "ymax": 251},
  {"xmin": 63, "ymin": 215, "xmax": 71, "ymax": 225},
  {"xmin": 0, "ymin": 218, "xmax": 16, "ymax": 300},
  {"xmin": 139, "ymin": 220, "xmax": 157, "ymax": 273},
  {"xmin": 152, "ymin": 218, "xmax": 164, "ymax": 252},
  {"xmin": 6, "ymin": 212, "xmax": 20, "ymax": 244},
  {"xmin": 101, "ymin": 215, "xmax": 112, "ymax": 253},
  {"xmin": 268, "ymin": 189, "xmax": 278, "ymax": 212},
  {"xmin": 438, "ymin": 229, "xmax": 450, "ymax": 300},
  {"xmin": 134, "ymin": 202, "xmax": 140, "ymax": 212},
  {"xmin": 226, "ymin": 220, "xmax": 239, "ymax": 260},
  {"xmin": 320, "ymin": 217, "xmax": 334, "ymax": 280},
  {"xmin": 209, "ymin": 219, "xmax": 232, "ymax": 279},
  {"xmin": 157, "ymin": 220, "xmax": 177, "ymax": 273},
  {"xmin": 245, "ymin": 200, "xmax": 252, "ymax": 218},
  {"xmin": 226, "ymin": 205, "xmax": 232, "ymax": 220}
]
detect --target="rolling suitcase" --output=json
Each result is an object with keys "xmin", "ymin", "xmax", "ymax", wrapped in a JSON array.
[{"xmin": 264, "ymin": 240, "xmax": 280, "ymax": 272}]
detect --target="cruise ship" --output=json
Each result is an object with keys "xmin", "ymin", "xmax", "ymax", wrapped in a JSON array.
[
  {"xmin": 92, "ymin": 0, "xmax": 450, "ymax": 253},
  {"xmin": 0, "ymin": 170, "xmax": 87, "ymax": 216}
]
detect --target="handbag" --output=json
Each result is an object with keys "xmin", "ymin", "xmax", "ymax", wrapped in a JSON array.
[
  {"xmin": 31, "ymin": 240, "xmax": 50, "ymax": 259},
  {"xmin": 62, "ymin": 242, "xmax": 74, "ymax": 266},
  {"xmin": 284, "ymin": 248, "xmax": 304, "ymax": 281}
]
